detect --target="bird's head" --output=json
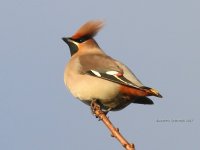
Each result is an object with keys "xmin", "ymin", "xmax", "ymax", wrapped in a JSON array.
[{"xmin": 62, "ymin": 20, "xmax": 104, "ymax": 56}]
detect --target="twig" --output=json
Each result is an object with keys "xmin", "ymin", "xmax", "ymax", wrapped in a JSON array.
[{"xmin": 91, "ymin": 101, "xmax": 135, "ymax": 150}]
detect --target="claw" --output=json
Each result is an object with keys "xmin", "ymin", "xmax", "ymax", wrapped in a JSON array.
[{"xmin": 90, "ymin": 99, "xmax": 97, "ymax": 115}]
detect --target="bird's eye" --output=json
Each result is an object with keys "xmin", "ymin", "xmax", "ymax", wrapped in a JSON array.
[
  {"xmin": 75, "ymin": 35, "xmax": 91, "ymax": 43},
  {"xmin": 77, "ymin": 38, "xmax": 83, "ymax": 43}
]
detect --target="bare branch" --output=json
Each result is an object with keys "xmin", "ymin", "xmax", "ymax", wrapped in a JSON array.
[{"xmin": 91, "ymin": 101, "xmax": 135, "ymax": 150}]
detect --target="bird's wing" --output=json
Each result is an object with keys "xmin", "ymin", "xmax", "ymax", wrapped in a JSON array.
[
  {"xmin": 79, "ymin": 54, "xmax": 143, "ymax": 89},
  {"xmin": 114, "ymin": 60, "xmax": 144, "ymax": 87}
]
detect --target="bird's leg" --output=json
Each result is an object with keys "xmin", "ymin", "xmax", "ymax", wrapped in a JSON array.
[
  {"xmin": 91, "ymin": 99, "xmax": 111, "ymax": 116},
  {"xmin": 90, "ymin": 99, "xmax": 110, "ymax": 121},
  {"xmin": 90, "ymin": 99, "xmax": 100, "ymax": 118}
]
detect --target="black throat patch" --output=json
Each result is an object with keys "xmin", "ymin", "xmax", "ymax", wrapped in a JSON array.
[{"xmin": 67, "ymin": 42, "xmax": 78, "ymax": 56}]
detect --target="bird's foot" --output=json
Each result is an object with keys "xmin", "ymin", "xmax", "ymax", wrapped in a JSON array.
[
  {"xmin": 90, "ymin": 100, "xmax": 100, "ymax": 117},
  {"xmin": 90, "ymin": 100, "xmax": 110, "ymax": 120}
]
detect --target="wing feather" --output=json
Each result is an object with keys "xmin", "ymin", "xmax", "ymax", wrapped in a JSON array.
[
  {"xmin": 79, "ymin": 54, "xmax": 143, "ymax": 89},
  {"xmin": 86, "ymin": 70, "xmax": 141, "ymax": 89}
]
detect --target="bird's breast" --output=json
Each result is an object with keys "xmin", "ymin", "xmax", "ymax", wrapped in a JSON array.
[{"xmin": 64, "ymin": 66, "xmax": 120, "ymax": 101}]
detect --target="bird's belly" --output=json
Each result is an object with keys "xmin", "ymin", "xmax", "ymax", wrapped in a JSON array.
[
  {"xmin": 65, "ymin": 74, "xmax": 120, "ymax": 101},
  {"xmin": 65, "ymin": 73, "xmax": 132, "ymax": 110}
]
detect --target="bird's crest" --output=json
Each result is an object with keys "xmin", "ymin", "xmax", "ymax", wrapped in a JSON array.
[{"xmin": 72, "ymin": 20, "xmax": 104, "ymax": 39}]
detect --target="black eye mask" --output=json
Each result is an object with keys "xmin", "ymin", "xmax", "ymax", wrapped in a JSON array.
[{"xmin": 72, "ymin": 35, "xmax": 91, "ymax": 43}]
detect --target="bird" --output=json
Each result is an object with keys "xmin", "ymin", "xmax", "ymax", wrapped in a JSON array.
[{"xmin": 62, "ymin": 20, "xmax": 162, "ymax": 112}]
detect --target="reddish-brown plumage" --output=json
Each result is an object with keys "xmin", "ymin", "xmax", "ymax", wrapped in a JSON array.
[
  {"xmin": 119, "ymin": 85, "xmax": 150, "ymax": 97},
  {"xmin": 72, "ymin": 20, "xmax": 104, "ymax": 39}
]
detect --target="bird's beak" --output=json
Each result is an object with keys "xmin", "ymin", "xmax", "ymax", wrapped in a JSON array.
[
  {"xmin": 62, "ymin": 37, "xmax": 70, "ymax": 44},
  {"xmin": 62, "ymin": 37, "xmax": 78, "ymax": 56}
]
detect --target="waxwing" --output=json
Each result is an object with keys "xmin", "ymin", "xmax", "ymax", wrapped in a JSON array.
[{"xmin": 62, "ymin": 20, "xmax": 162, "ymax": 111}]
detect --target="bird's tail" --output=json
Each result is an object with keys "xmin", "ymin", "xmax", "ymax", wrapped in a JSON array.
[
  {"xmin": 142, "ymin": 86, "xmax": 163, "ymax": 98},
  {"xmin": 133, "ymin": 97, "xmax": 154, "ymax": 104},
  {"xmin": 120, "ymin": 85, "xmax": 162, "ymax": 98}
]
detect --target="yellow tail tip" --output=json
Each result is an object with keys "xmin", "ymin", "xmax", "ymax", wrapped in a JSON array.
[{"xmin": 150, "ymin": 88, "xmax": 163, "ymax": 98}]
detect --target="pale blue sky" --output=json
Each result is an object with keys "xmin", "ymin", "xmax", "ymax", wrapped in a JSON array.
[{"xmin": 0, "ymin": 0, "xmax": 199, "ymax": 150}]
